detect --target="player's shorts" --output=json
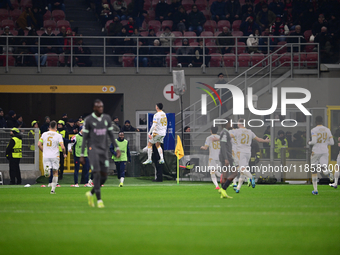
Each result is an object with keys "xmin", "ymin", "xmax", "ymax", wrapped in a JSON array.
[
  {"xmin": 239, "ymin": 152, "xmax": 251, "ymax": 170},
  {"xmin": 232, "ymin": 150, "xmax": 240, "ymax": 167},
  {"xmin": 43, "ymin": 157, "xmax": 60, "ymax": 171},
  {"xmin": 208, "ymin": 159, "xmax": 220, "ymax": 173},
  {"xmin": 310, "ymin": 152, "xmax": 328, "ymax": 173},
  {"xmin": 149, "ymin": 134, "xmax": 164, "ymax": 144}
]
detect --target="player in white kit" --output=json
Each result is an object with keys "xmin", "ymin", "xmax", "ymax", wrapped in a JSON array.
[
  {"xmin": 38, "ymin": 120, "xmax": 66, "ymax": 194},
  {"xmin": 143, "ymin": 103, "xmax": 167, "ymax": 165},
  {"xmin": 308, "ymin": 116, "xmax": 334, "ymax": 195},
  {"xmin": 230, "ymin": 119, "xmax": 269, "ymax": 193},
  {"xmin": 201, "ymin": 126, "xmax": 222, "ymax": 189},
  {"xmin": 229, "ymin": 125, "xmax": 240, "ymax": 188}
]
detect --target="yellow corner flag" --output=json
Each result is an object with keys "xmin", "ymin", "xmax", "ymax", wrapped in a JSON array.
[{"xmin": 175, "ymin": 135, "xmax": 184, "ymax": 185}]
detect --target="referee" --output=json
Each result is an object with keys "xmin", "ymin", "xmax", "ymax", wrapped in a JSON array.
[{"xmin": 80, "ymin": 99, "xmax": 121, "ymax": 208}]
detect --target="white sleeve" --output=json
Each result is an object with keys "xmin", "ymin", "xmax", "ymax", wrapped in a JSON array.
[
  {"xmin": 204, "ymin": 137, "xmax": 209, "ymax": 147},
  {"xmin": 59, "ymin": 134, "xmax": 64, "ymax": 144},
  {"xmin": 149, "ymin": 115, "xmax": 159, "ymax": 134},
  {"xmin": 328, "ymin": 130, "xmax": 334, "ymax": 145},
  {"xmin": 309, "ymin": 132, "xmax": 317, "ymax": 145}
]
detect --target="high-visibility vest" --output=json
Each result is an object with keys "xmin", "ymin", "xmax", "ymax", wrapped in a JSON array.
[
  {"xmin": 28, "ymin": 129, "xmax": 41, "ymax": 150},
  {"xmin": 275, "ymin": 138, "xmax": 289, "ymax": 158},
  {"xmin": 74, "ymin": 134, "xmax": 87, "ymax": 157},
  {"xmin": 9, "ymin": 137, "xmax": 22, "ymax": 158},
  {"xmin": 57, "ymin": 130, "xmax": 66, "ymax": 152},
  {"xmin": 112, "ymin": 139, "xmax": 128, "ymax": 162}
]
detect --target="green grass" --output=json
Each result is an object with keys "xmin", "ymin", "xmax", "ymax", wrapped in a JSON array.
[{"xmin": 1, "ymin": 177, "xmax": 340, "ymax": 255}]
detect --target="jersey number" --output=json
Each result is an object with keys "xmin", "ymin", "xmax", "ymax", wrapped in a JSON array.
[
  {"xmin": 317, "ymin": 133, "xmax": 327, "ymax": 143},
  {"xmin": 160, "ymin": 117, "xmax": 167, "ymax": 127},
  {"xmin": 47, "ymin": 136, "xmax": 53, "ymax": 147},
  {"xmin": 212, "ymin": 141, "xmax": 220, "ymax": 149},
  {"xmin": 241, "ymin": 134, "xmax": 249, "ymax": 144}
]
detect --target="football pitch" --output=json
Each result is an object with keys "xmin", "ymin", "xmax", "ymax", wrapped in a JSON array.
[{"xmin": 1, "ymin": 177, "xmax": 339, "ymax": 255}]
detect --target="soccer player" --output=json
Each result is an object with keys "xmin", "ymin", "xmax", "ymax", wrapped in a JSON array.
[
  {"xmin": 229, "ymin": 124, "xmax": 240, "ymax": 188},
  {"xmin": 200, "ymin": 126, "xmax": 222, "ymax": 189},
  {"xmin": 80, "ymin": 99, "xmax": 121, "ymax": 208},
  {"xmin": 38, "ymin": 120, "xmax": 66, "ymax": 194},
  {"xmin": 308, "ymin": 116, "xmax": 334, "ymax": 195},
  {"xmin": 230, "ymin": 119, "xmax": 269, "ymax": 193},
  {"xmin": 330, "ymin": 137, "xmax": 340, "ymax": 188},
  {"xmin": 143, "ymin": 103, "xmax": 167, "ymax": 165}
]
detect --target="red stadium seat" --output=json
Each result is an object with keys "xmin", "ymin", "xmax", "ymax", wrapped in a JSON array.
[
  {"xmin": 52, "ymin": 10, "xmax": 65, "ymax": 22},
  {"xmin": 217, "ymin": 20, "xmax": 230, "ymax": 31},
  {"xmin": 20, "ymin": 0, "xmax": 32, "ymax": 9},
  {"xmin": 201, "ymin": 9, "xmax": 211, "ymax": 20},
  {"xmin": 195, "ymin": 0, "xmax": 207, "ymax": 11},
  {"xmin": 304, "ymin": 30, "xmax": 312, "ymax": 42},
  {"xmin": 144, "ymin": 0, "xmax": 151, "ymax": 10},
  {"xmin": 251, "ymin": 53, "xmax": 264, "ymax": 66},
  {"xmin": 9, "ymin": 29, "xmax": 17, "ymax": 35},
  {"xmin": 190, "ymin": 42, "xmax": 199, "ymax": 47},
  {"xmin": 270, "ymin": 54, "xmax": 280, "ymax": 67},
  {"xmin": 223, "ymin": 53, "xmax": 235, "ymax": 67},
  {"xmin": 232, "ymin": 30, "xmax": 243, "ymax": 41},
  {"xmin": 46, "ymin": 53, "xmax": 59, "ymax": 67},
  {"xmin": 234, "ymin": 41, "xmax": 246, "ymax": 54},
  {"xmin": 43, "ymin": 10, "xmax": 51, "ymax": 21},
  {"xmin": 10, "ymin": 0, "xmax": 20, "ymax": 9},
  {"xmin": 146, "ymin": 10, "xmax": 155, "ymax": 21},
  {"xmin": 280, "ymin": 53, "xmax": 291, "ymax": 67},
  {"xmin": 183, "ymin": 31, "xmax": 197, "ymax": 43},
  {"xmin": 161, "ymin": 20, "xmax": 173, "ymax": 31},
  {"xmin": 57, "ymin": 20, "xmax": 70, "ymax": 30},
  {"xmin": 0, "ymin": 9, "xmax": 9, "ymax": 22},
  {"xmin": 203, "ymin": 20, "xmax": 216, "ymax": 32},
  {"xmin": 238, "ymin": 53, "xmax": 251, "ymax": 67},
  {"xmin": 166, "ymin": 54, "xmax": 178, "ymax": 67},
  {"xmin": 140, "ymin": 31, "xmax": 149, "ymax": 36},
  {"xmin": 105, "ymin": 20, "xmax": 113, "ymax": 30},
  {"xmin": 232, "ymin": 20, "xmax": 242, "ymax": 31},
  {"xmin": 206, "ymin": 41, "xmax": 217, "ymax": 53},
  {"xmin": 122, "ymin": 53, "xmax": 135, "ymax": 67},
  {"xmin": 173, "ymin": 31, "xmax": 183, "ymax": 44},
  {"xmin": 43, "ymin": 20, "xmax": 57, "ymax": 30},
  {"xmin": 293, "ymin": 53, "xmax": 305, "ymax": 67},
  {"xmin": 9, "ymin": 9, "xmax": 21, "ymax": 22},
  {"xmin": 305, "ymin": 43, "xmax": 315, "ymax": 52},
  {"xmin": 1, "ymin": 19, "xmax": 15, "ymax": 29},
  {"xmin": 151, "ymin": 0, "xmax": 159, "ymax": 10},
  {"xmin": 200, "ymin": 31, "xmax": 214, "ymax": 43},
  {"xmin": 121, "ymin": 20, "xmax": 128, "ymax": 26},
  {"xmin": 182, "ymin": 0, "xmax": 194, "ymax": 11},
  {"xmin": 148, "ymin": 20, "xmax": 161, "ymax": 32},
  {"xmin": 209, "ymin": 53, "xmax": 222, "ymax": 67},
  {"xmin": 305, "ymin": 53, "xmax": 318, "ymax": 67}
]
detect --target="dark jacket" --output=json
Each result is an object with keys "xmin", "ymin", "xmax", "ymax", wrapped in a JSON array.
[
  {"xmin": 6, "ymin": 117, "xmax": 18, "ymax": 128},
  {"xmin": 40, "ymin": 122, "xmax": 49, "ymax": 134},
  {"xmin": 210, "ymin": 1, "xmax": 226, "ymax": 17},
  {"xmin": 173, "ymin": 10, "xmax": 188, "ymax": 29},
  {"xmin": 225, "ymin": 0, "xmax": 241, "ymax": 18},
  {"xmin": 0, "ymin": 115, "xmax": 6, "ymax": 128},
  {"xmin": 188, "ymin": 10, "xmax": 206, "ymax": 27},
  {"xmin": 155, "ymin": 2, "xmax": 170, "ymax": 19}
]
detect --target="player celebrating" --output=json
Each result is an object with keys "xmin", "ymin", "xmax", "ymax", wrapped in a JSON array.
[
  {"xmin": 230, "ymin": 119, "xmax": 269, "ymax": 193},
  {"xmin": 80, "ymin": 99, "xmax": 121, "ymax": 208},
  {"xmin": 143, "ymin": 103, "xmax": 167, "ymax": 165},
  {"xmin": 201, "ymin": 126, "xmax": 222, "ymax": 189},
  {"xmin": 38, "ymin": 120, "xmax": 66, "ymax": 194},
  {"xmin": 308, "ymin": 116, "xmax": 334, "ymax": 195}
]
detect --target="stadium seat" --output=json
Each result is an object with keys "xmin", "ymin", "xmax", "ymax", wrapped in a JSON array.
[
  {"xmin": 195, "ymin": 0, "xmax": 207, "ymax": 11},
  {"xmin": 46, "ymin": 53, "xmax": 59, "ymax": 67},
  {"xmin": 155, "ymin": 31, "xmax": 163, "ymax": 37},
  {"xmin": 305, "ymin": 43, "xmax": 315, "ymax": 52},
  {"xmin": 52, "ymin": 10, "xmax": 65, "ymax": 22},
  {"xmin": 161, "ymin": 20, "xmax": 173, "ymax": 30},
  {"xmin": 151, "ymin": 0, "xmax": 159, "ymax": 10},
  {"xmin": 140, "ymin": 31, "xmax": 149, "ymax": 36},
  {"xmin": 36, "ymin": 30, "xmax": 45, "ymax": 36},
  {"xmin": 190, "ymin": 42, "xmax": 199, "ymax": 47},
  {"xmin": 173, "ymin": 31, "xmax": 183, "ymax": 44},
  {"xmin": 206, "ymin": 41, "xmax": 217, "ymax": 53},
  {"xmin": 209, "ymin": 53, "xmax": 222, "ymax": 67},
  {"xmin": 203, "ymin": 20, "xmax": 216, "ymax": 32},
  {"xmin": 238, "ymin": 53, "xmax": 251, "ymax": 67},
  {"xmin": 166, "ymin": 54, "xmax": 178, "ymax": 67},
  {"xmin": 305, "ymin": 53, "xmax": 318, "ymax": 67},
  {"xmin": 174, "ymin": 41, "xmax": 182, "ymax": 51},
  {"xmin": 9, "ymin": 29, "xmax": 17, "ymax": 35},
  {"xmin": 0, "ymin": 9, "xmax": 9, "ymax": 22},
  {"xmin": 293, "ymin": 53, "xmax": 305, "ymax": 67},
  {"xmin": 122, "ymin": 53, "xmax": 135, "ymax": 67},
  {"xmin": 43, "ymin": 20, "xmax": 57, "ymax": 30},
  {"xmin": 182, "ymin": 0, "xmax": 194, "ymax": 11},
  {"xmin": 57, "ymin": 20, "xmax": 70, "ymax": 30},
  {"xmin": 148, "ymin": 20, "xmax": 161, "ymax": 32},
  {"xmin": 200, "ymin": 31, "xmax": 214, "ymax": 43},
  {"xmin": 9, "ymin": 9, "xmax": 21, "ymax": 22},
  {"xmin": 20, "ymin": 0, "xmax": 32, "ymax": 9},
  {"xmin": 232, "ymin": 20, "xmax": 242, "ymax": 31},
  {"xmin": 251, "ymin": 53, "xmax": 264, "ymax": 66},
  {"xmin": 304, "ymin": 30, "xmax": 312, "ymax": 42},
  {"xmin": 275, "ymin": 41, "xmax": 287, "ymax": 54},
  {"xmin": 1, "ymin": 19, "xmax": 15, "ymax": 29},
  {"xmin": 10, "ymin": 0, "xmax": 20, "ymax": 9},
  {"xmin": 201, "ymin": 9, "xmax": 211, "ymax": 20},
  {"xmin": 280, "ymin": 53, "xmax": 291, "ymax": 67},
  {"xmin": 147, "ymin": 10, "xmax": 155, "ymax": 21},
  {"xmin": 7, "ymin": 55, "xmax": 15, "ymax": 66},
  {"xmin": 105, "ymin": 19, "xmax": 113, "ymax": 30},
  {"xmin": 232, "ymin": 30, "xmax": 243, "ymax": 41},
  {"xmin": 144, "ymin": 0, "xmax": 151, "ymax": 10},
  {"xmin": 223, "ymin": 53, "xmax": 235, "ymax": 67},
  {"xmin": 234, "ymin": 41, "xmax": 246, "ymax": 54},
  {"xmin": 183, "ymin": 31, "xmax": 197, "ymax": 43},
  {"xmin": 121, "ymin": 20, "xmax": 128, "ymax": 26},
  {"xmin": 217, "ymin": 20, "xmax": 230, "ymax": 31},
  {"xmin": 43, "ymin": 10, "xmax": 51, "ymax": 21},
  {"xmin": 270, "ymin": 54, "xmax": 280, "ymax": 67}
]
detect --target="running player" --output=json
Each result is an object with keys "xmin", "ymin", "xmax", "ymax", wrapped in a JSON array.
[
  {"xmin": 229, "ymin": 124, "xmax": 240, "ymax": 189},
  {"xmin": 80, "ymin": 99, "xmax": 121, "ymax": 208},
  {"xmin": 200, "ymin": 126, "xmax": 222, "ymax": 189},
  {"xmin": 308, "ymin": 116, "xmax": 334, "ymax": 195},
  {"xmin": 38, "ymin": 120, "xmax": 66, "ymax": 194},
  {"xmin": 330, "ymin": 137, "xmax": 340, "ymax": 188},
  {"xmin": 143, "ymin": 103, "xmax": 167, "ymax": 165},
  {"xmin": 230, "ymin": 119, "xmax": 269, "ymax": 193}
]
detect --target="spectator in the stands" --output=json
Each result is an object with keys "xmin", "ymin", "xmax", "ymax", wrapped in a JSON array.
[
  {"xmin": 49, "ymin": 0, "xmax": 65, "ymax": 12},
  {"xmin": 169, "ymin": 0, "xmax": 181, "ymax": 20},
  {"xmin": 145, "ymin": 28, "xmax": 157, "ymax": 46},
  {"xmin": 6, "ymin": 110, "xmax": 17, "ymax": 128},
  {"xmin": 256, "ymin": 4, "xmax": 276, "ymax": 29},
  {"xmin": 16, "ymin": 115, "xmax": 26, "ymax": 128},
  {"xmin": 66, "ymin": 119, "xmax": 78, "ymax": 134},
  {"xmin": 300, "ymin": 5, "xmax": 317, "ymax": 32},
  {"xmin": 14, "ymin": 39, "xmax": 34, "ymax": 66},
  {"xmin": 159, "ymin": 26, "xmax": 175, "ymax": 51},
  {"xmin": 270, "ymin": 16, "xmax": 288, "ymax": 43},
  {"xmin": 259, "ymin": 27, "xmax": 274, "ymax": 53},
  {"xmin": 225, "ymin": 0, "xmax": 241, "ymax": 25},
  {"xmin": 312, "ymin": 14, "xmax": 328, "ymax": 36},
  {"xmin": 217, "ymin": 26, "xmax": 234, "ymax": 54},
  {"xmin": 0, "ymin": 108, "xmax": 7, "ymax": 128},
  {"xmin": 192, "ymin": 38, "xmax": 211, "ymax": 68},
  {"xmin": 246, "ymin": 28, "xmax": 261, "ymax": 53},
  {"xmin": 173, "ymin": 5, "xmax": 188, "ymax": 33},
  {"xmin": 0, "ymin": 0, "xmax": 14, "ymax": 10},
  {"xmin": 287, "ymin": 25, "xmax": 305, "ymax": 52},
  {"xmin": 255, "ymin": 0, "xmax": 266, "ymax": 15},
  {"xmin": 56, "ymin": 26, "xmax": 67, "ymax": 51},
  {"xmin": 1, "ymin": 26, "xmax": 15, "ymax": 53},
  {"xmin": 128, "ymin": 0, "xmax": 147, "ymax": 28},
  {"xmin": 176, "ymin": 38, "xmax": 194, "ymax": 68},
  {"xmin": 16, "ymin": 7, "xmax": 37, "ymax": 30},
  {"xmin": 283, "ymin": 5, "xmax": 298, "ymax": 30},
  {"xmin": 40, "ymin": 116, "xmax": 50, "ymax": 134},
  {"xmin": 113, "ymin": 0, "xmax": 128, "ymax": 21},
  {"xmin": 155, "ymin": 0, "xmax": 171, "ymax": 22},
  {"xmin": 41, "ymin": 26, "xmax": 58, "ymax": 54},
  {"xmin": 187, "ymin": 5, "xmax": 206, "ymax": 36},
  {"xmin": 31, "ymin": 5, "xmax": 44, "ymax": 30},
  {"xmin": 131, "ymin": 28, "xmax": 148, "ymax": 67},
  {"xmin": 112, "ymin": 116, "xmax": 121, "ymax": 132},
  {"xmin": 122, "ymin": 120, "xmax": 140, "ymax": 132},
  {"xmin": 240, "ymin": 16, "xmax": 260, "ymax": 37},
  {"xmin": 60, "ymin": 27, "xmax": 74, "ymax": 66},
  {"xmin": 149, "ymin": 39, "xmax": 164, "ymax": 67},
  {"xmin": 108, "ymin": 16, "xmax": 123, "ymax": 36},
  {"xmin": 115, "ymin": 26, "xmax": 132, "ymax": 63},
  {"xmin": 210, "ymin": 0, "xmax": 226, "ymax": 22},
  {"xmin": 99, "ymin": 3, "xmax": 114, "ymax": 32},
  {"xmin": 328, "ymin": 14, "xmax": 340, "ymax": 44},
  {"xmin": 74, "ymin": 37, "xmax": 92, "ymax": 67},
  {"xmin": 314, "ymin": 26, "xmax": 333, "ymax": 60},
  {"xmin": 242, "ymin": 5, "xmax": 255, "ymax": 22},
  {"xmin": 125, "ymin": 16, "xmax": 137, "ymax": 35},
  {"xmin": 269, "ymin": 0, "xmax": 284, "ymax": 16}
]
